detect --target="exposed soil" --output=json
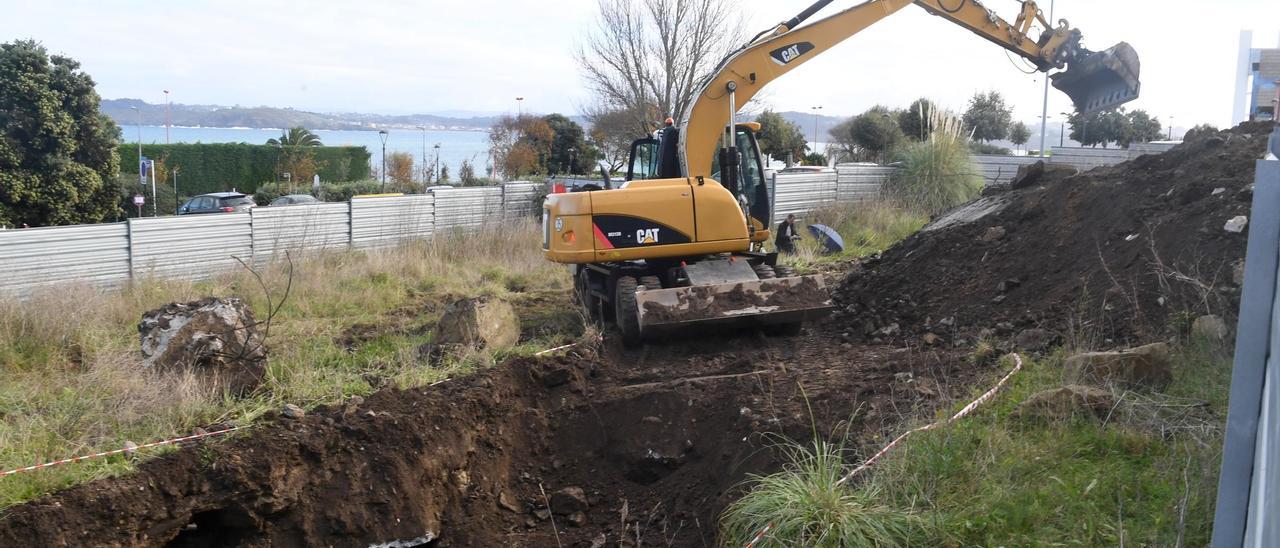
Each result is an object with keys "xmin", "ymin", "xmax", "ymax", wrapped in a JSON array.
[
  {"xmin": 832, "ymin": 122, "xmax": 1270, "ymax": 347},
  {"xmin": 1, "ymin": 123, "xmax": 1268, "ymax": 546}
]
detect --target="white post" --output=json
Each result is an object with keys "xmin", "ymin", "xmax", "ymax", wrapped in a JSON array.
[
  {"xmin": 1038, "ymin": 0, "xmax": 1055, "ymax": 158},
  {"xmin": 150, "ymin": 160, "xmax": 157, "ymax": 217}
]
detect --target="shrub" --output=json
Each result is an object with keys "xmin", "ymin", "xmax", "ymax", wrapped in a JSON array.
[
  {"xmin": 969, "ymin": 141, "xmax": 1012, "ymax": 155},
  {"xmin": 720, "ymin": 436, "xmax": 929, "ymax": 547},
  {"xmin": 887, "ymin": 108, "xmax": 982, "ymax": 215},
  {"xmin": 318, "ymin": 180, "xmax": 382, "ymax": 202},
  {"xmin": 118, "ymin": 143, "xmax": 371, "ymax": 195}
]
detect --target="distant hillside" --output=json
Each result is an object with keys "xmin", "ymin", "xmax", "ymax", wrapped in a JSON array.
[{"xmin": 101, "ymin": 99, "xmax": 512, "ymax": 132}]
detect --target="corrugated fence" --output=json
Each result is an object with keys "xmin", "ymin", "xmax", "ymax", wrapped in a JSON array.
[{"xmin": 974, "ymin": 143, "xmax": 1178, "ymax": 186}]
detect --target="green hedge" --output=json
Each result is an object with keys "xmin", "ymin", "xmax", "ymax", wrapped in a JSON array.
[{"xmin": 119, "ymin": 143, "xmax": 370, "ymax": 195}]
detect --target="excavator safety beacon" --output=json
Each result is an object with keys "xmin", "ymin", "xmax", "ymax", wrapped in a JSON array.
[{"xmin": 544, "ymin": 0, "xmax": 1141, "ymax": 345}]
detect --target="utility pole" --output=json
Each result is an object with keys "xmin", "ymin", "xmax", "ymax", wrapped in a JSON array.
[
  {"xmin": 163, "ymin": 90, "xmax": 171, "ymax": 144},
  {"xmin": 1059, "ymin": 112, "xmax": 1069, "ymax": 147},
  {"xmin": 130, "ymin": 106, "xmax": 143, "ymax": 186},
  {"xmin": 1037, "ymin": 0, "xmax": 1055, "ymax": 157},
  {"xmin": 378, "ymin": 129, "xmax": 389, "ymax": 190},
  {"xmin": 416, "ymin": 126, "xmax": 427, "ymax": 186},
  {"xmin": 811, "ymin": 106, "xmax": 823, "ymax": 157}
]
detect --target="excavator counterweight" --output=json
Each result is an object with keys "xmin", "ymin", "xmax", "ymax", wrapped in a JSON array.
[{"xmin": 1052, "ymin": 42, "xmax": 1142, "ymax": 114}]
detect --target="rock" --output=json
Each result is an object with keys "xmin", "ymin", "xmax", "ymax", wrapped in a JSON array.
[
  {"xmin": 566, "ymin": 511, "xmax": 587, "ymax": 527},
  {"xmin": 123, "ymin": 441, "xmax": 139, "ymax": 454},
  {"xmin": 138, "ymin": 297, "xmax": 267, "ymax": 396},
  {"xmin": 498, "ymin": 491, "xmax": 522, "ymax": 513},
  {"xmin": 434, "ymin": 296, "xmax": 520, "ymax": 350},
  {"xmin": 589, "ymin": 533, "xmax": 608, "ymax": 548},
  {"xmin": 1191, "ymin": 315, "xmax": 1229, "ymax": 341},
  {"xmin": 1010, "ymin": 161, "xmax": 1046, "ymax": 189},
  {"xmin": 1014, "ymin": 329, "xmax": 1055, "ymax": 352},
  {"xmin": 981, "ymin": 225, "xmax": 1007, "ymax": 242},
  {"xmin": 1014, "ymin": 385, "xmax": 1116, "ymax": 421},
  {"xmin": 893, "ymin": 371, "xmax": 913, "ymax": 383},
  {"xmin": 539, "ymin": 366, "xmax": 573, "ymax": 388},
  {"xmin": 873, "ymin": 323, "xmax": 901, "ymax": 338},
  {"xmin": 922, "ymin": 333, "xmax": 942, "ymax": 346},
  {"xmin": 1224, "ymin": 215, "xmax": 1248, "ymax": 233},
  {"xmin": 533, "ymin": 508, "xmax": 551, "ymax": 521},
  {"xmin": 1063, "ymin": 342, "xmax": 1172, "ymax": 390},
  {"xmin": 1212, "ymin": 187, "xmax": 1227, "ymax": 196},
  {"xmin": 1233, "ymin": 260, "xmax": 1246, "ymax": 286},
  {"xmin": 282, "ymin": 404, "xmax": 305, "ymax": 420},
  {"xmin": 996, "ymin": 278, "xmax": 1021, "ymax": 293},
  {"xmin": 550, "ymin": 486, "xmax": 589, "ymax": 514}
]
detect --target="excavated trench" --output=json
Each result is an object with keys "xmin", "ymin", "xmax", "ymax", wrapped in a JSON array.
[{"xmin": 0, "ymin": 332, "xmax": 976, "ymax": 547}]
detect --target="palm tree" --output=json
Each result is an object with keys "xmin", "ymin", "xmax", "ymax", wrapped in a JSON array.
[{"xmin": 266, "ymin": 126, "xmax": 322, "ymax": 147}]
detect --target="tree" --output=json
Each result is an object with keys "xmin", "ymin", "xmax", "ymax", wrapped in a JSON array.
[
  {"xmin": 1125, "ymin": 110, "xmax": 1162, "ymax": 145},
  {"xmin": 586, "ymin": 105, "xmax": 641, "ymax": 173},
  {"xmin": 458, "ymin": 159, "xmax": 477, "ymax": 185},
  {"xmin": 830, "ymin": 106, "xmax": 903, "ymax": 163},
  {"xmin": 802, "ymin": 152, "xmax": 827, "ymax": 166},
  {"xmin": 266, "ymin": 127, "xmax": 322, "ymax": 147},
  {"xmin": 545, "ymin": 114, "xmax": 596, "ymax": 175},
  {"xmin": 755, "ymin": 110, "xmax": 808, "ymax": 166},
  {"xmin": 897, "ymin": 98, "xmax": 937, "ymax": 141},
  {"xmin": 488, "ymin": 114, "xmax": 555, "ymax": 179},
  {"xmin": 1008, "ymin": 121, "xmax": 1031, "ymax": 151},
  {"xmin": 577, "ymin": 0, "xmax": 743, "ymax": 130},
  {"xmin": 439, "ymin": 165, "xmax": 450, "ymax": 183},
  {"xmin": 0, "ymin": 40, "xmax": 122, "ymax": 227},
  {"xmin": 385, "ymin": 151, "xmax": 415, "ymax": 188},
  {"xmin": 1068, "ymin": 108, "xmax": 1130, "ymax": 148},
  {"xmin": 962, "ymin": 91, "xmax": 1012, "ymax": 142}
]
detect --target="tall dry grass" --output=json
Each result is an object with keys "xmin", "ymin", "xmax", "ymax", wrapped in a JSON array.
[
  {"xmin": 887, "ymin": 105, "xmax": 982, "ymax": 215},
  {"xmin": 0, "ymin": 218, "xmax": 572, "ymax": 507}
]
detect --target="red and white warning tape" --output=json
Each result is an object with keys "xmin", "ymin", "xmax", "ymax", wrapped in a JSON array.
[
  {"xmin": 0, "ymin": 426, "xmax": 243, "ymax": 479},
  {"xmin": 744, "ymin": 353, "xmax": 1025, "ymax": 546}
]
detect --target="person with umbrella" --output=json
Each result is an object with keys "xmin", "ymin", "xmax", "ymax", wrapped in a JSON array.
[{"xmin": 775, "ymin": 214, "xmax": 801, "ymax": 254}]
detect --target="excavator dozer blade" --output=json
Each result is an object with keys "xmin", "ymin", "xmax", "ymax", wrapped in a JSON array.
[
  {"xmin": 633, "ymin": 275, "xmax": 834, "ymax": 335},
  {"xmin": 1051, "ymin": 42, "xmax": 1141, "ymax": 114}
]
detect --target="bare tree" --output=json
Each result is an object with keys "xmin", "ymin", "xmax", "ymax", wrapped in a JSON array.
[
  {"xmin": 585, "ymin": 104, "xmax": 642, "ymax": 173},
  {"xmin": 577, "ymin": 0, "xmax": 744, "ymax": 132}
]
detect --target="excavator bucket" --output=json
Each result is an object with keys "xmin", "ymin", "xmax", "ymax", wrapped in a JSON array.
[
  {"xmin": 633, "ymin": 275, "xmax": 835, "ymax": 335},
  {"xmin": 1051, "ymin": 42, "xmax": 1141, "ymax": 114}
]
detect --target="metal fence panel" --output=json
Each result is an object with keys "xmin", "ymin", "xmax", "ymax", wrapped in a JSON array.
[
  {"xmin": 351, "ymin": 195, "xmax": 434, "ymax": 249},
  {"xmin": 835, "ymin": 165, "xmax": 893, "ymax": 203},
  {"xmin": 129, "ymin": 214, "xmax": 253, "ymax": 280},
  {"xmin": 972, "ymin": 155, "xmax": 1043, "ymax": 186},
  {"xmin": 432, "ymin": 187, "xmax": 504, "ymax": 230},
  {"xmin": 251, "ymin": 203, "xmax": 350, "ymax": 263},
  {"xmin": 0, "ymin": 223, "xmax": 130, "ymax": 291},
  {"xmin": 773, "ymin": 171, "xmax": 838, "ymax": 220},
  {"xmin": 502, "ymin": 182, "xmax": 540, "ymax": 219}
]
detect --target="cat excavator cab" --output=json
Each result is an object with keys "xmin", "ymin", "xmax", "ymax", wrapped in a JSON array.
[{"xmin": 544, "ymin": 0, "xmax": 1140, "ymax": 346}]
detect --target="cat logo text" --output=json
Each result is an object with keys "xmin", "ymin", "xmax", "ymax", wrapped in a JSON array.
[{"xmin": 636, "ymin": 228, "xmax": 661, "ymax": 244}]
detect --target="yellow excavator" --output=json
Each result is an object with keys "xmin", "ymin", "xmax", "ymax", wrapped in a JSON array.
[{"xmin": 544, "ymin": 0, "xmax": 1140, "ymax": 345}]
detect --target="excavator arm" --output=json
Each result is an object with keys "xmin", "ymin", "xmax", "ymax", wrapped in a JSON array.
[{"xmin": 679, "ymin": 0, "xmax": 1141, "ymax": 177}]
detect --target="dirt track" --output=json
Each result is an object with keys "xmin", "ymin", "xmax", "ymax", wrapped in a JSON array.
[{"xmin": 0, "ymin": 122, "xmax": 1267, "ymax": 546}]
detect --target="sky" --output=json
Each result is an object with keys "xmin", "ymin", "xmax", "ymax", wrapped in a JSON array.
[{"xmin": 3, "ymin": 0, "xmax": 1278, "ymax": 132}]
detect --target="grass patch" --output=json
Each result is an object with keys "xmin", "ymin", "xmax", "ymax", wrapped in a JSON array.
[
  {"xmin": 722, "ymin": 343, "xmax": 1231, "ymax": 546},
  {"xmin": 784, "ymin": 199, "xmax": 929, "ymax": 269},
  {"xmin": 0, "ymin": 218, "xmax": 576, "ymax": 507}
]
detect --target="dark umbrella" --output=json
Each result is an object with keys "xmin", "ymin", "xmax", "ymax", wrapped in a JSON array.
[{"xmin": 807, "ymin": 223, "xmax": 845, "ymax": 254}]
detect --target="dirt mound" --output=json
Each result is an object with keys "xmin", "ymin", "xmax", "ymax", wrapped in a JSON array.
[
  {"xmin": 832, "ymin": 122, "xmax": 1271, "ymax": 346},
  {"xmin": 0, "ymin": 333, "xmax": 979, "ymax": 547}
]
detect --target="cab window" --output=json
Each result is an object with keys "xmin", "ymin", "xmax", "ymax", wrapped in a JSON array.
[{"xmin": 627, "ymin": 138, "xmax": 660, "ymax": 181}]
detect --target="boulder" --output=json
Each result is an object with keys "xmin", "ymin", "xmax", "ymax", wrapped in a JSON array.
[
  {"xmin": 550, "ymin": 486, "xmax": 589, "ymax": 514},
  {"xmin": 1224, "ymin": 215, "xmax": 1248, "ymax": 233},
  {"xmin": 1010, "ymin": 161, "xmax": 1078, "ymax": 189},
  {"xmin": 139, "ymin": 297, "xmax": 266, "ymax": 395},
  {"xmin": 1014, "ymin": 385, "xmax": 1116, "ymax": 421},
  {"xmin": 433, "ymin": 297, "xmax": 520, "ymax": 350},
  {"xmin": 981, "ymin": 226, "xmax": 1007, "ymax": 242},
  {"xmin": 1191, "ymin": 315, "xmax": 1229, "ymax": 341},
  {"xmin": 1014, "ymin": 328, "xmax": 1056, "ymax": 352},
  {"xmin": 1063, "ymin": 342, "xmax": 1172, "ymax": 390}
]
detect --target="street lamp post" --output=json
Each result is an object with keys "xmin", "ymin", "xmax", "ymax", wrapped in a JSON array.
[
  {"xmin": 1037, "ymin": 0, "xmax": 1056, "ymax": 157},
  {"xmin": 416, "ymin": 126, "xmax": 427, "ymax": 185},
  {"xmin": 516, "ymin": 97, "xmax": 524, "ymax": 116},
  {"xmin": 811, "ymin": 106, "xmax": 823, "ymax": 158},
  {"xmin": 433, "ymin": 143, "xmax": 441, "ymax": 182},
  {"xmin": 1059, "ymin": 111, "xmax": 1071, "ymax": 148},
  {"xmin": 378, "ymin": 129, "xmax": 389, "ymax": 190},
  {"xmin": 1168, "ymin": 116, "xmax": 1175, "ymax": 140},
  {"xmin": 163, "ymin": 90, "xmax": 171, "ymax": 144},
  {"xmin": 130, "ymin": 106, "xmax": 143, "ymax": 186},
  {"xmin": 173, "ymin": 167, "xmax": 180, "ymax": 215}
]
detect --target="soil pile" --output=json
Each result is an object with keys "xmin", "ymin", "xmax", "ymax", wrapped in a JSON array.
[{"xmin": 832, "ymin": 122, "xmax": 1272, "ymax": 346}]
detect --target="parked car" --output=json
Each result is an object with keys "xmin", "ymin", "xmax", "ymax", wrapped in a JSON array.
[
  {"xmin": 269, "ymin": 194, "xmax": 320, "ymax": 206},
  {"xmin": 178, "ymin": 192, "xmax": 255, "ymax": 215}
]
